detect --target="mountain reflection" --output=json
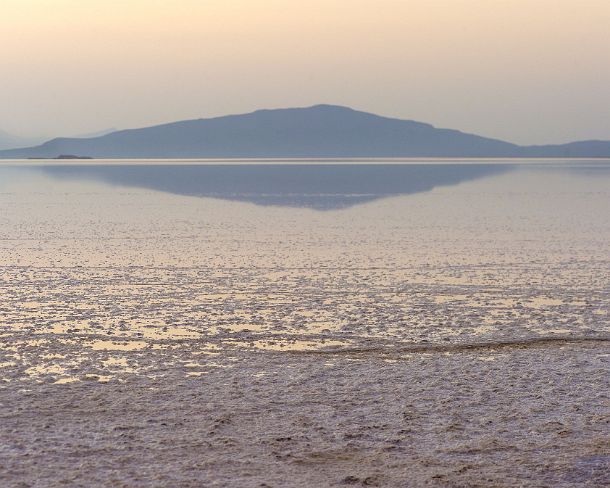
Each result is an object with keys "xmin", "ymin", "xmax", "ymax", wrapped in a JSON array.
[{"xmin": 40, "ymin": 164, "xmax": 511, "ymax": 210}]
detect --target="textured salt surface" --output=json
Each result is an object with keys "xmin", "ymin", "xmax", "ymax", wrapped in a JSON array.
[
  {"xmin": 1, "ymin": 344, "xmax": 608, "ymax": 487},
  {"xmin": 0, "ymin": 162, "xmax": 609, "ymax": 486}
]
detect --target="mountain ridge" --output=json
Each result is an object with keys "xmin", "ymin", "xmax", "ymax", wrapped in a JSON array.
[
  {"xmin": 1, "ymin": 104, "xmax": 608, "ymax": 159},
  {"xmin": 0, "ymin": 129, "xmax": 46, "ymax": 151}
]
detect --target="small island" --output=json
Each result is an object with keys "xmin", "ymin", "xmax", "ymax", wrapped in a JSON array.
[
  {"xmin": 28, "ymin": 154, "xmax": 94, "ymax": 160},
  {"xmin": 56, "ymin": 154, "xmax": 93, "ymax": 159}
]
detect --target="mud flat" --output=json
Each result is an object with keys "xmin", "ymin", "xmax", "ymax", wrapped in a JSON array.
[{"xmin": 0, "ymin": 162, "xmax": 609, "ymax": 486}]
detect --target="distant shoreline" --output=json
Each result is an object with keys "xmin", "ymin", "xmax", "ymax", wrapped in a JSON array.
[{"xmin": 2, "ymin": 157, "xmax": 610, "ymax": 167}]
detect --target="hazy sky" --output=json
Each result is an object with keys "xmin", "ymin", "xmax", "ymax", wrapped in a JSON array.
[{"xmin": 1, "ymin": 0, "xmax": 609, "ymax": 144}]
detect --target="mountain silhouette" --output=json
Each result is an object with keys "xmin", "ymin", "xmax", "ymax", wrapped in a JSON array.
[
  {"xmin": 0, "ymin": 129, "xmax": 45, "ymax": 151},
  {"xmin": 1, "ymin": 105, "xmax": 609, "ymax": 158}
]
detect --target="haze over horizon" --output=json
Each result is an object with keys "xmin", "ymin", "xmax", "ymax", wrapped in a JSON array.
[{"xmin": 2, "ymin": 0, "xmax": 610, "ymax": 145}]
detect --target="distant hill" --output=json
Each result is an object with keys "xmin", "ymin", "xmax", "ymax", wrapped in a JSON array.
[
  {"xmin": 1, "ymin": 105, "xmax": 609, "ymax": 158},
  {"xmin": 0, "ymin": 128, "xmax": 116, "ymax": 151},
  {"xmin": 72, "ymin": 128, "xmax": 118, "ymax": 139},
  {"xmin": 0, "ymin": 129, "xmax": 45, "ymax": 151}
]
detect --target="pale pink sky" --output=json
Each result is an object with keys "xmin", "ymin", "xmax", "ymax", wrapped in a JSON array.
[{"xmin": 1, "ymin": 0, "xmax": 609, "ymax": 144}]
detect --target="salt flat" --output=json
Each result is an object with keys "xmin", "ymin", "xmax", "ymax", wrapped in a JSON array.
[{"xmin": 0, "ymin": 161, "xmax": 608, "ymax": 487}]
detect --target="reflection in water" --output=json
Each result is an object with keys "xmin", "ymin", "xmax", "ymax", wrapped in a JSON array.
[{"xmin": 37, "ymin": 164, "xmax": 512, "ymax": 209}]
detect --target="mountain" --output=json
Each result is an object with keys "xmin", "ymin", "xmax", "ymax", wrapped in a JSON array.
[
  {"xmin": 1, "ymin": 105, "xmax": 609, "ymax": 159},
  {"xmin": 0, "ymin": 129, "xmax": 45, "ymax": 151},
  {"xmin": 0, "ymin": 128, "xmax": 117, "ymax": 151},
  {"xmin": 516, "ymin": 140, "xmax": 610, "ymax": 158},
  {"xmin": 72, "ymin": 128, "xmax": 118, "ymax": 139}
]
